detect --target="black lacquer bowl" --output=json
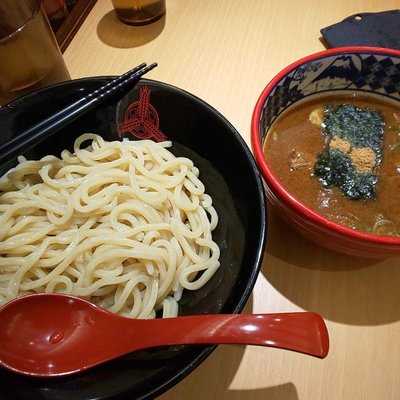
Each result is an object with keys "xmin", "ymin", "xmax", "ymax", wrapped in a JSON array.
[{"xmin": 0, "ymin": 78, "xmax": 266, "ymax": 400}]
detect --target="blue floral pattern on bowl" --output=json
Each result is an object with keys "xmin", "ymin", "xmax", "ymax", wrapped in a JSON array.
[{"xmin": 260, "ymin": 52, "xmax": 400, "ymax": 139}]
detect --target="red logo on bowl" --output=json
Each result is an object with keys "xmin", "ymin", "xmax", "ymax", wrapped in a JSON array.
[{"xmin": 118, "ymin": 86, "xmax": 167, "ymax": 142}]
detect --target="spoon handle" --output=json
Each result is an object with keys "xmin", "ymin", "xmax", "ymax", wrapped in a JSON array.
[{"xmin": 131, "ymin": 312, "xmax": 329, "ymax": 358}]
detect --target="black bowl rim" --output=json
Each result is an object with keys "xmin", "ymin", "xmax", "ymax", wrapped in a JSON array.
[{"xmin": 5, "ymin": 76, "xmax": 267, "ymax": 400}]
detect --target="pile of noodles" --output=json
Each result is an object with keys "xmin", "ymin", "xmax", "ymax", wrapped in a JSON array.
[{"xmin": 0, "ymin": 134, "xmax": 220, "ymax": 318}]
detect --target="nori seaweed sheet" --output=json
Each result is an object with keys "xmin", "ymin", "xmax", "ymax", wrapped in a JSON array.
[
  {"xmin": 324, "ymin": 104, "xmax": 385, "ymax": 161},
  {"xmin": 314, "ymin": 104, "xmax": 384, "ymax": 200},
  {"xmin": 314, "ymin": 148, "xmax": 378, "ymax": 200}
]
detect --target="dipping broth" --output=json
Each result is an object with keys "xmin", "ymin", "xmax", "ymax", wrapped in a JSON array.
[{"xmin": 263, "ymin": 92, "xmax": 400, "ymax": 236}]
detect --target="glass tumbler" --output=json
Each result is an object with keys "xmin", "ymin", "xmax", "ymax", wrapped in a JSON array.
[
  {"xmin": 111, "ymin": 0, "xmax": 166, "ymax": 26},
  {"xmin": 0, "ymin": 0, "xmax": 70, "ymax": 106}
]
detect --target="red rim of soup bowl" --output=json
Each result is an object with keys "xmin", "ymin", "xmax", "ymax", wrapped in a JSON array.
[{"xmin": 251, "ymin": 46, "xmax": 400, "ymax": 250}]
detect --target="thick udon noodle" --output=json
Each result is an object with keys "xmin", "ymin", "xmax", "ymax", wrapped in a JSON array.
[{"xmin": 0, "ymin": 134, "xmax": 220, "ymax": 318}]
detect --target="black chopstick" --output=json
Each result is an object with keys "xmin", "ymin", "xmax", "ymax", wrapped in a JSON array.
[{"xmin": 0, "ymin": 62, "xmax": 157, "ymax": 165}]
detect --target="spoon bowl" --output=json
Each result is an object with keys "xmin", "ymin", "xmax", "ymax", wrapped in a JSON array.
[{"xmin": 0, "ymin": 294, "xmax": 329, "ymax": 377}]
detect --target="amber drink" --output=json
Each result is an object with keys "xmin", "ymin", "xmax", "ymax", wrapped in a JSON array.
[
  {"xmin": 111, "ymin": 0, "xmax": 165, "ymax": 25},
  {"xmin": 0, "ymin": 0, "xmax": 70, "ymax": 106}
]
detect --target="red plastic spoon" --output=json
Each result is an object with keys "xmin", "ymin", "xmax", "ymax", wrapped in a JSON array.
[{"xmin": 0, "ymin": 294, "xmax": 329, "ymax": 377}]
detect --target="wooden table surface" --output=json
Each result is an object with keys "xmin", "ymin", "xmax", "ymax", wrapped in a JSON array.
[{"xmin": 64, "ymin": 1, "xmax": 400, "ymax": 399}]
